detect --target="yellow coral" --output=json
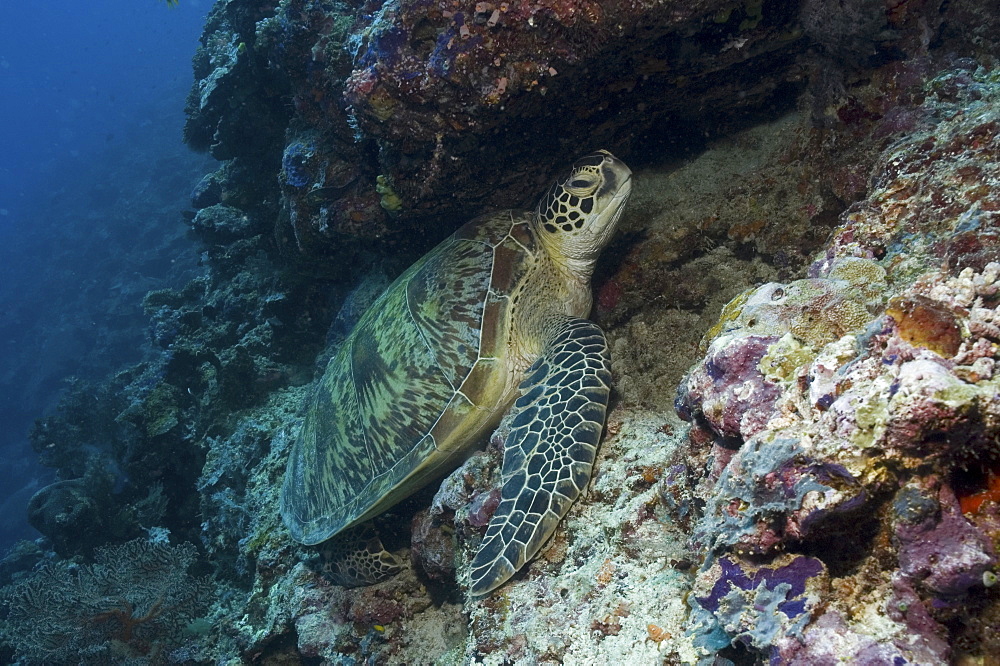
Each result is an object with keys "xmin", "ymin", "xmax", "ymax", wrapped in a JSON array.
[
  {"xmin": 375, "ymin": 175, "xmax": 403, "ymax": 212},
  {"xmin": 759, "ymin": 333, "xmax": 816, "ymax": 383},
  {"xmin": 368, "ymin": 89, "xmax": 398, "ymax": 122},
  {"xmin": 826, "ymin": 257, "xmax": 888, "ymax": 306},
  {"xmin": 708, "ymin": 276, "xmax": 878, "ymax": 351},
  {"xmin": 701, "ymin": 286, "xmax": 755, "ymax": 351}
]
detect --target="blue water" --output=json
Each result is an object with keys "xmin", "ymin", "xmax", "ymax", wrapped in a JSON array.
[{"xmin": 0, "ymin": 0, "xmax": 213, "ymax": 552}]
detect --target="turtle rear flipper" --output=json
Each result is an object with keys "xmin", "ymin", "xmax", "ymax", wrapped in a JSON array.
[
  {"xmin": 319, "ymin": 525, "xmax": 403, "ymax": 587},
  {"xmin": 468, "ymin": 318, "xmax": 612, "ymax": 595}
]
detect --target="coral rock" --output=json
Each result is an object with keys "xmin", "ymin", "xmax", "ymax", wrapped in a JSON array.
[
  {"xmin": 895, "ymin": 483, "xmax": 997, "ymax": 598},
  {"xmin": 691, "ymin": 553, "xmax": 827, "ymax": 656}
]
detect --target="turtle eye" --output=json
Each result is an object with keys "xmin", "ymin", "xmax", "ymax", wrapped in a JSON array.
[{"xmin": 564, "ymin": 172, "xmax": 599, "ymax": 197}]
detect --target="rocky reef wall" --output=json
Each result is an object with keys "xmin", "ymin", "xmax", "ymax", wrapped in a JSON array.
[
  {"xmin": 677, "ymin": 62, "xmax": 1000, "ymax": 662},
  {"xmin": 184, "ymin": 0, "xmax": 814, "ymax": 262}
]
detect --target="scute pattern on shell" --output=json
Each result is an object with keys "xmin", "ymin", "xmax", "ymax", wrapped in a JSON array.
[{"xmin": 281, "ymin": 211, "xmax": 536, "ymax": 545}]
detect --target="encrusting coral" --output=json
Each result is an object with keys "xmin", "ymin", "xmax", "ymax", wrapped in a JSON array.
[{"xmin": 678, "ymin": 64, "xmax": 1000, "ymax": 663}]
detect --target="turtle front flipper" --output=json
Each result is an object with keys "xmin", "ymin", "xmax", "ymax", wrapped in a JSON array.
[{"xmin": 469, "ymin": 318, "xmax": 612, "ymax": 595}]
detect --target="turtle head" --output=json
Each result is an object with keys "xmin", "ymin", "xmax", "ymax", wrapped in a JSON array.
[{"xmin": 535, "ymin": 150, "xmax": 632, "ymax": 267}]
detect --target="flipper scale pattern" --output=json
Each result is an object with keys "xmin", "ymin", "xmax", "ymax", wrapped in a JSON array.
[{"xmin": 469, "ymin": 318, "xmax": 611, "ymax": 595}]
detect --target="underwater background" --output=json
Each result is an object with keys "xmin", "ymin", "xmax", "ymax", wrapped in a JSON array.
[
  {"xmin": 2, "ymin": 0, "xmax": 1000, "ymax": 664},
  {"xmin": 0, "ymin": 0, "xmax": 211, "ymax": 550}
]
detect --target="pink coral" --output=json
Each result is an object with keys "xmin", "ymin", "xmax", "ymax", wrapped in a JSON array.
[{"xmin": 677, "ymin": 334, "xmax": 782, "ymax": 441}]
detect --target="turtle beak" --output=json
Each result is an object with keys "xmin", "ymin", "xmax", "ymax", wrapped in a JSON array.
[{"xmin": 598, "ymin": 151, "xmax": 632, "ymax": 201}]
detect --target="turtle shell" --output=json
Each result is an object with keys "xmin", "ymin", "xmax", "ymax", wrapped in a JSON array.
[{"xmin": 281, "ymin": 211, "xmax": 540, "ymax": 545}]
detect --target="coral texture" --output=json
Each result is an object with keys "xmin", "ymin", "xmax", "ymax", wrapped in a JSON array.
[
  {"xmin": 678, "ymin": 64, "xmax": 1000, "ymax": 663},
  {"xmin": 185, "ymin": 0, "xmax": 808, "ymax": 257},
  {"xmin": 1, "ymin": 539, "xmax": 211, "ymax": 664},
  {"xmin": 7, "ymin": 0, "xmax": 1000, "ymax": 664}
]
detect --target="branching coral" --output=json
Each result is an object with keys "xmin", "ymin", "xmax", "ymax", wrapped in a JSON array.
[{"xmin": 1, "ymin": 539, "xmax": 212, "ymax": 664}]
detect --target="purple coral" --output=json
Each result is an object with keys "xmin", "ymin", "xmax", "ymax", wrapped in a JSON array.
[
  {"xmin": 895, "ymin": 483, "xmax": 997, "ymax": 598},
  {"xmin": 676, "ymin": 334, "xmax": 782, "ymax": 441},
  {"xmin": 692, "ymin": 433, "xmax": 867, "ymax": 557},
  {"xmin": 681, "ymin": 61, "xmax": 1000, "ymax": 666},
  {"xmin": 693, "ymin": 554, "xmax": 826, "ymax": 655}
]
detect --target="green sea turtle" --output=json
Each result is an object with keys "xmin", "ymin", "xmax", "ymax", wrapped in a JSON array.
[{"xmin": 281, "ymin": 150, "xmax": 632, "ymax": 594}]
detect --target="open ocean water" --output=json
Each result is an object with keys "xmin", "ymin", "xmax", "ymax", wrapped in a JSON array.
[{"xmin": 0, "ymin": 0, "xmax": 212, "ymax": 552}]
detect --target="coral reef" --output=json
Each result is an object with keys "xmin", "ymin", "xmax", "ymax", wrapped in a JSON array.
[
  {"xmin": 0, "ymin": 539, "xmax": 212, "ymax": 664},
  {"xmin": 6, "ymin": 0, "xmax": 1000, "ymax": 664},
  {"xmin": 678, "ymin": 63, "xmax": 1000, "ymax": 662},
  {"xmin": 185, "ymin": 0, "xmax": 812, "ymax": 259},
  {"xmin": 690, "ymin": 554, "xmax": 828, "ymax": 655}
]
